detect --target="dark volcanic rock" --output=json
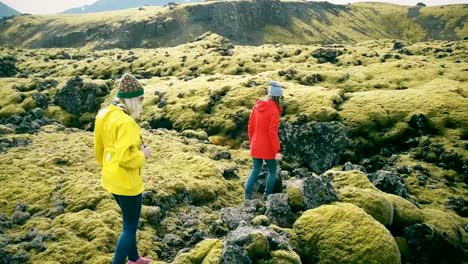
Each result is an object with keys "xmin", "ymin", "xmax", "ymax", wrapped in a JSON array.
[
  {"xmin": 303, "ymin": 175, "xmax": 338, "ymax": 210},
  {"xmin": 368, "ymin": 170, "xmax": 408, "ymax": 198},
  {"xmin": 446, "ymin": 196, "xmax": 468, "ymax": 217},
  {"xmin": 265, "ymin": 193, "xmax": 295, "ymax": 227},
  {"xmin": 404, "ymin": 223, "xmax": 465, "ymax": 264},
  {"xmin": 54, "ymin": 76, "xmax": 109, "ymax": 116},
  {"xmin": 221, "ymin": 224, "xmax": 294, "ymax": 264},
  {"xmin": 312, "ymin": 48, "xmax": 344, "ymax": 64},
  {"xmin": 0, "ymin": 55, "xmax": 17, "ymax": 77},
  {"xmin": 342, "ymin": 161, "xmax": 367, "ymax": 173},
  {"xmin": 279, "ymin": 121, "xmax": 349, "ymax": 174},
  {"xmin": 0, "ymin": 137, "xmax": 32, "ymax": 153}
]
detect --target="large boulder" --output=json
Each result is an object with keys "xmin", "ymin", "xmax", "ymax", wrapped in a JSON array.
[
  {"xmin": 337, "ymin": 187, "xmax": 394, "ymax": 226},
  {"xmin": 285, "ymin": 174, "xmax": 339, "ymax": 213},
  {"xmin": 0, "ymin": 55, "xmax": 17, "ymax": 77},
  {"xmin": 279, "ymin": 121, "xmax": 349, "ymax": 174},
  {"xmin": 404, "ymin": 223, "xmax": 465, "ymax": 263},
  {"xmin": 54, "ymin": 76, "xmax": 109, "ymax": 116},
  {"xmin": 408, "ymin": 208, "xmax": 468, "ymax": 263},
  {"xmin": 292, "ymin": 203, "xmax": 401, "ymax": 264},
  {"xmin": 386, "ymin": 194, "xmax": 423, "ymax": 231},
  {"xmin": 221, "ymin": 225, "xmax": 297, "ymax": 264}
]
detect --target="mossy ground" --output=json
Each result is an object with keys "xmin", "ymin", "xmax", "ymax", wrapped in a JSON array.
[
  {"xmin": 0, "ymin": 33, "xmax": 467, "ymax": 263},
  {"xmin": 0, "ymin": 128, "xmax": 251, "ymax": 263}
]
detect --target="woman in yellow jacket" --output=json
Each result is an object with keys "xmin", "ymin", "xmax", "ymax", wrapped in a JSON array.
[{"xmin": 94, "ymin": 73, "xmax": 152, "ymax": 264}]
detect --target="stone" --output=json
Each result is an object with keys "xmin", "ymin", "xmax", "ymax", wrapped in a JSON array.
[
  {"xmin": 11, "ymin": 211, "xmax": 30, "ymax": 225},
  {"xmin": 265, "ymin": 193, "xmax": 295, "ymax": 227},
  {"xmin": 279, "ymin": 121, "xmax": 349, "ymax": 174},
  {"xmin": 54, "ymin": 76, "xmax": 108, "ymax": 116},
  {"xmin": 145, "ymin": 206, "xmax": 162, "ymax": 227},
  {"xmin": 213, "ymin": 151, "xmax": 231, "ymax": 160},
  {"xmin": 302, "ymin": 175, "xmax": 338, "ymax": 210},
  {"xmin": 312, "ymin": 48, "xmax": 344, "ymax": 64},
  {"xmin": 163, "ymin": 234, "xmax": 183, "ymax": 247},
  {"xmin": 293, "ymin": 203, "xmax": 401, "ymax": 263},
  {"xmin": 368, "ymin": 170, "xmax": 408, "ymax": 198},
  {"xmin": 342, "ymin": 161, "xmax": 367, "ymax": 173},
  {"xmin": 446, "ymin": 196, "xmax": 468, "ymax": 217},
  {"xmin": 404, "ymin": 223, "xmax": 464, "ymax": 263},
  {"xmin": 0, "ymin": 55, "xmax": 17, "ymax": 77}
]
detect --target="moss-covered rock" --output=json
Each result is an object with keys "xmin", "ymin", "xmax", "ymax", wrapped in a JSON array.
[
  {"xmin": 251, "ymin": 215, "xmax": 270, "ymax": 227},
  {"xmin": 337, "ymin": 187, "xmax": 394, "ymax": 226},
  {"xmin": 259, "ymin": 250, "xmax": 302, "ymax": 264},
  {"xmin": 329, "ymin": 170, "xmax": 378, "ymax": 190},
  {"xmin": 385, "ymin": 194, "xmax": 423, "ymax": 230},
  {"xmin": 245, "ymin": 231, "xmax": 270, "ymax": 259},
  {"xmin": 292, "ymin": 203, "xmax": 401, "ymax": 264},
  {"xmin": 172, "ymin": 239, "xmax": 223, "ymax": 264}
]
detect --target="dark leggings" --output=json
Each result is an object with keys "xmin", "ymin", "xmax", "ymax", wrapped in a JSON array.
[
  {"xmin": 244, "ymin": 158, "xmax": 277, "ymax": 200},
  {"xmin": 112, "ymin": 193, "xmax": 142, "ymax": 264}
]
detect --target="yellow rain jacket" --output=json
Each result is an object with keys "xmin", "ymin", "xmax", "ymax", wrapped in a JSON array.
[{"xmin": 94, "ymin": 104, "xmax": 145, "ymax": 195}]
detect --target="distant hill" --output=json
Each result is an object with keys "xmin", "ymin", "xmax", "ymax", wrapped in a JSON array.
[
  {"xmin": 0, "ymin": 0, "xmax": 467, "ymax": 49},
  {"xmin": 62, "ymin": 0, "xmax": 200, "ymax": 14},
  {"xmin": 0, "ymin": 1, "xmax": 20, "ymax": 18}
]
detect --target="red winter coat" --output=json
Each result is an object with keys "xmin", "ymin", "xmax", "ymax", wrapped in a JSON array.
[{"xmin": 248, "ymin": 99, "xmax": 281, "ymax": 160}]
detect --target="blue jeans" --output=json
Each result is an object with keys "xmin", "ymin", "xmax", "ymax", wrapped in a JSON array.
[
  {"xmin": 112, "ymin": 193, "xmax": 142, "ymax": 264},
  {"xmin": 245, "ymin": 158, "xmax": 277, "ymax": 200}
]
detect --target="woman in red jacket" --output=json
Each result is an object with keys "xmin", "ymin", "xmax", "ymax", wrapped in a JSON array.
[{"xmin": 245, "ymin": 81, "xmax": 283, "ymax": 201}]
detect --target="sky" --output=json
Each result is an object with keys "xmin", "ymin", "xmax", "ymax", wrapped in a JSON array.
[{"xmin": 2, "ymin": 0, "xmax": 468, "ymax": 14}]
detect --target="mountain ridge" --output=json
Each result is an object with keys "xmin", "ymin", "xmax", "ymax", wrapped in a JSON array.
[
  {"xmin": 0, "ymin": 0, "xmax": 466, "ymax": 49},
  {"xmin": 0, "ymin": 1, "xmax": 20, "ymax": 18},
  {"xmin": 62, "ymin": 0, "xmax": 200, "ymax": 14}
]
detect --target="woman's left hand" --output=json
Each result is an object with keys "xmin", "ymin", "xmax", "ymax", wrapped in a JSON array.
[{"xmin": 275, "ymin": 153, "xmax": 283, "ymax": 161}]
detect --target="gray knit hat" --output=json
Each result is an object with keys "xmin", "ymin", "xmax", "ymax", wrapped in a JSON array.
[{"xmin": 268, "ymin": 81, "xmax": 283, "ymax": 97}]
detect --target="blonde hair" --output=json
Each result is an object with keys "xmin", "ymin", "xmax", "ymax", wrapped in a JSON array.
[{"xmin": 115, "ymin": 96, "xmax": 143, "ymax": 119}]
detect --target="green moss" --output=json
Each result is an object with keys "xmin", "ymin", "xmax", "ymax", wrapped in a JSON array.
[
  {"xmin": 421, "ymin": 208, "xmax": 467, "ymax": 246},
  {"xmin": 394, "ymin": 237, "xmax": 411, "ymax": 263},
  {"xmin": 329, "ymin": 170, "xmax": 378, "ymax": 190},
  {"xmin": 385, "ymin": 194, "xmax": 423, "ymax": 229},
  {"xmin": 245, "ymin": 231, "xmax": 270, "ymax": 259},
  {"xmin": 251, "ymin": 215, "xmax": 271, "ymax": 226},
  {"xmin": 258, "ymin": 250, "xmax": 302, "ymax": 264},
  {"xmin": 0, "ymin": 103, "xmax": 25, "ymax": 118},
  {"xmin": 293, "ymin": 203, "xmax": 401, "ymax": 264},
  {"xmin": 286, "ymin": 184, "xmax": 304, "ymax": 211},
  {"xmin": 45, "ymin": 106, "xmax": 78, "ymax": 127},
  {"xmin": 338, "ymin": 187, "xmax": 394, "ymax": 226},
  {"xmin": 180, "ymin": 129, "xmax": 209, "ymax": 140},
  {"xmin": 172, "ymin": 239, "xmax": 223, "ymax": 264}
]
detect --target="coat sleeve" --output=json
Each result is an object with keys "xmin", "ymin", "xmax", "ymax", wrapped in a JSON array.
[
  {"xmin": 115, "ymin": 122, "xmax": 145, "ymax": 169},
  {"xmin": 248, "ymin": 107, "xmax": 256, "ymax": 143},
  {"xmin": 268, "ymin": 110, "xmax": 281, "ymax": 154},
  {"xmin": 94, "ymin": 129, "xmax": 104, "ymax": 168}
]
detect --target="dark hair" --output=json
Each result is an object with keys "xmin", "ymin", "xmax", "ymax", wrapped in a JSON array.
[{"xmin": 271, "ymin": 96, "xmax": 282, "ymax": 107}]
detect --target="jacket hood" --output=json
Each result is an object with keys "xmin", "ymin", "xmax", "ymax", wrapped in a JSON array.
[{"xmin": 255, "ymin": 99, "xmax": 281, "ymax": 113}]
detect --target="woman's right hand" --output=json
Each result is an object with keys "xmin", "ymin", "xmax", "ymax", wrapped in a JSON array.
[{"xmin": 141, "ymin": 145, "xmax": 152, "ymax": 158}]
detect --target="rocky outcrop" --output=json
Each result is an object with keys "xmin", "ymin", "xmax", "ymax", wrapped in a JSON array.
[
  {"xmin": 279, "ymin": 121, "xmax": 349, "ymax": 174},
  {"xmin": 54, "ymin": 77, "xmax": 109, "ymax": 116},
  {"xmin": 0, "ymin": 55, "xmax": 16, "ymax": 77},
  {"xmin": 221, "ymin": 224, "xmax": 299, "ymax": 264}
]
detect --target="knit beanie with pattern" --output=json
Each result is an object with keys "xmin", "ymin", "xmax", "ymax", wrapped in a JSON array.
[{"xmin": 117, "ymin": 73, "xmax": 144, "ymax": 99}]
